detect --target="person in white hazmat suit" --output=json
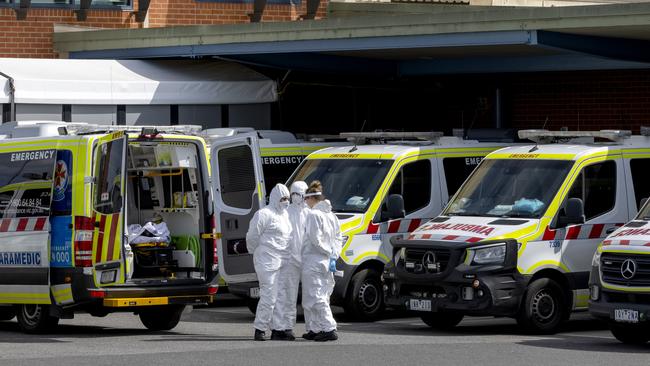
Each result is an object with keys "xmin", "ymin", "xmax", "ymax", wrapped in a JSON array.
[
  {"xmin": 246, "ymin": 183, "xmax": 292, "ymax": 341},
  {"xmin": 270, "ymin": 181, "xmax": 309, "ymax": 341},
  {"xmin": 301, "ymin": 180, "xmax": 343, "ymax": 342}
]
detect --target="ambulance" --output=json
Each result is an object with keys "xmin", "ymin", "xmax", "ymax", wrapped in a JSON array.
[
  {"xmin": 0, "ymin": 121, "xmax": 266, "ymax": 333},
  {"xmin": 589, "ymin": 175, "xmax": 650, "ymax": 344},
  {"xmin": 383, "ymin": 129, "xmax": 650, "ymax": 334},
  {"xmin": 217, "ymin": 131, "xmax": 512, "ymax": 320}
]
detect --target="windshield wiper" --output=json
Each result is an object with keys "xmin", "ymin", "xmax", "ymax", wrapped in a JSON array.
[
  {"xmin": 503, "ymin": 212, "xmax": 537, "ymax": 219},
  {"xmin": 447, "ymin": 212, "xmax": 501, "ymax": 217}
]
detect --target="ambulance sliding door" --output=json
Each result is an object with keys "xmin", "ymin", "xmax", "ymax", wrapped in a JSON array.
[
  {"xmin": 211, "ymin": 133, "xmax": 265, "ymax": 284},
  {"xmin": 0, "ymin": 149, "xmax": 57, "ymax": 304},
  {"xmin": 92, "ymin": 132, "xmax": 127, "ymax": 287}
]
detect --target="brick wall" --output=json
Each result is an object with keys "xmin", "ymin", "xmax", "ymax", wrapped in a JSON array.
[
  {"xmin": 0, "ymin": 0, "xmax": 328, "ymax": 58},
  {"xmin": 508, "ymin": 70, "xmax": 650, "ymax": 133}
]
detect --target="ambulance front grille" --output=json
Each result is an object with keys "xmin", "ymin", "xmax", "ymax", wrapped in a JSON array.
[
  {"xmin": 601, "ymin": 253, "xmax": 650, "ymax": 287},
  {"xmin": 404, "ymin": 248, "xmax": 452, "ymax": 274}
]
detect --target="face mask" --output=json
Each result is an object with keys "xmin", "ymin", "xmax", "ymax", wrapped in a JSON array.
[
  {"xmin": 291, "ymin": 193, "xmax": 303, "ymax": 205},
  {"xmin": 280, "ymin": 200, "xmax": 290, "ymax": 210}
]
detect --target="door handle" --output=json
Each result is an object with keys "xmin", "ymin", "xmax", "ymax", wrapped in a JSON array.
[
  {"xmin": 226, "ymin": 219, "xmax": 239, "ymax": 230},
  {"xmin": 605, "ymin": 227, "xmax": 617, "ymax": 235}
]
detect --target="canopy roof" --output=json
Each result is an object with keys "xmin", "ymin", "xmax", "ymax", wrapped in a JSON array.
[{"xmin": 0, "ymin": 58, "xmax": 277, "ymax": 105}]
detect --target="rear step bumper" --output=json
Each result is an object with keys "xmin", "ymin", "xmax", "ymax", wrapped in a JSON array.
[{"xmin": 92, "ymin": 283, "xmax": 217, "ymax": 307}]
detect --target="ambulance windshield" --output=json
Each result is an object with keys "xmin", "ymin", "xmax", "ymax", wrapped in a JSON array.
[
  {"xmin": 289, "ymin": 159, "xmax": 393, "ymax": 213},
  {"xmin": 445, "ymin": 159, "xmax": 573, "ymax": 219}
]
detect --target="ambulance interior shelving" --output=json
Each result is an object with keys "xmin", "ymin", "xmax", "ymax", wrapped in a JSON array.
[{"xmin": 124, "ymin": 140, "xmax": 204, "ymax": 281}]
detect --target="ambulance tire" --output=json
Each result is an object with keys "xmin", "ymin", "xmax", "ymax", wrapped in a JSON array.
[
  {"xmin": 610, "ymin": 324, "xmax": 650, "ymax": 345},
  {"xmin": 517, "ymin": 278, "xmax": 567, "ymax": 334},
  {"xmin": 139, "ymin": 305, "xmax": 185, "ymax": 331},
  {"xmin": 420, "ymin": 312, "xmax": 464, "ymax": 330},
  {"xmin": 15, "ymin": 304, "xmax": 59, "ymax": 333},
  {"xmin": 246, "ymin": 298, "xmax": 259, "ymax": 315},
  {"xmin": 344, "ymin": 269, "xmax": 385, "ymax": 321},
  {"xmin": 0, "ymin": 307, "xmax": 16, "ymax": 321}
]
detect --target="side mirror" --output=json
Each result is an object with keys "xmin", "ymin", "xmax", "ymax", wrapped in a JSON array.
[
  {"xmin": 384, "ymin": 194, "xmax": 405, "ymax": 221},
  {"xmin": 558, "ymin": 198, "xmax": 585, "ymax": 227},
  {"xmin": 640, "ymin": 197, "xmax": 648, "ymax": 212}
]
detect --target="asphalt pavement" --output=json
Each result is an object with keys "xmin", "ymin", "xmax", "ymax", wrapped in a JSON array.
[{"xmin": 0, "ymin": 294, "xmax": 648, "ymax": 366}]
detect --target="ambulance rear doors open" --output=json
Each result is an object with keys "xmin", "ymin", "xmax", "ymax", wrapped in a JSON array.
[{"xmin": 210, "ymin": 133, "xmax": 266, "ymax": 289}]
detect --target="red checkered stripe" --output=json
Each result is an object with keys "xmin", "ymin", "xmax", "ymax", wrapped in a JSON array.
[
  {"xmin": 0, "ymin": 217, "xmax": 49, "ymax": 232},
  {"xmin": 541, "ymin": 223, "xmax": 624, "ymax": 241},
  {"xmin": 601, "ymin": 239, "xmax": 650, "ymax": 246},
  {"xmin": 406, "ymin": 232, "xmax": 483, "ymax": 243},
  {"xmin": 366, "ymin": 218, "xmax": 431, "ymax": 235}
]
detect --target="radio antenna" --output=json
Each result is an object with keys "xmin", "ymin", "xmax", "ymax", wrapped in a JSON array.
[{"xmin": 349, "ymin": 119, "xmax": 367, "ymax": 153}]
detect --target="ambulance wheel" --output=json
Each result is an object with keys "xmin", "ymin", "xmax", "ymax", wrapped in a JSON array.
[
  {"xmin": 516, "ymin": 278, "xmax": 567, "ymax": 334},
  {"xmin": 246, "ymin": 298, "xmax": 259, "ymax": 315},
  {"xmin": 610, "ymin": 324, "xmax": 650, "ymax": 344},
  {"xmin": 420, "ymin": 312, "xmax": 464, "ymax": 330},
  {"xmin": 344, "ymin": 268, "xmax": 385, "ymax": 321},
  {"xmin": 139, "ymin": 305, "xmax": 185, "ymax": 331},
  {"xmin": 16, "ymin": 304, "xmax": 59, "ymax": 333},
  {"xmin": 0, "ymin": 307, "xmax": 16, "ymax": 321}
]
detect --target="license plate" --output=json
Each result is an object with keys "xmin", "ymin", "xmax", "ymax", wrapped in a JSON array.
[
  {"xmin": 614, "ymin": 309, "xmax": 639, "ymax": 323},
  {"xmin": 409, "ymin": 299, "xmax": 432, "ymax": 312},
  {"xmin": 249, "ymin": 287, "xmax": 260, "ymax": 299}
]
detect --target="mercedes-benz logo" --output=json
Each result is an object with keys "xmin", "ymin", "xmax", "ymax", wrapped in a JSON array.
[
  {"xmin": 621, "ymin": 259, "xmax": 637, "ymax": 280},
  {"xmin": 422, "ymin": 251, "xmax": 437, "ymax": 270}
]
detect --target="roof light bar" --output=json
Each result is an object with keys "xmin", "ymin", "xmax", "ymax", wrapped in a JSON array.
[
  {"xmin": 518, "ymin": 129, "xmax": 632, "ymax": 143},
  {"xmin": 340, "ymin": 131, "xmax": 443, "ymax": 143},
  {"xmin": 66, "ymin": 124, "xmax": 203, "ymax": 136}
]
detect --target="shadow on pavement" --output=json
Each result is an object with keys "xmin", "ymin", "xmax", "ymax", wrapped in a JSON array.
[
  {"xmin": 0, "ymin": 320, "xmax": 187, "ymax": 342},
  {"xmin": 518, "ymin": 335, "xmax": 650, "ymax": 354}
]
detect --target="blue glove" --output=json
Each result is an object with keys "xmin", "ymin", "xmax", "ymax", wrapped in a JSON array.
[{"xmin": 329, "ymin": 258, "xmax": 337, "ymax": 272}]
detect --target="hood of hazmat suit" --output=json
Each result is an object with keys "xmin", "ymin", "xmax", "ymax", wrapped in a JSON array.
[{"xmin": 245, "ymin": 183, "xmax": 292, "ymax": 271}]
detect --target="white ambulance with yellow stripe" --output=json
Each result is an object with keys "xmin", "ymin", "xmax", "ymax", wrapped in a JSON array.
[
  {"xmin": 0, "ymin": 121, "xmax": 267, "ymax": 333},
  {"xmin": 589, "ymin": 186, "xmax": 650, "ymax": 344},
  {"xmin": 384, "ymin": 129, "xmax": 649, "ymax": 334},
  {"xmin": 264, "ymin": 131, "xmax": 510, "ymax": 320}
]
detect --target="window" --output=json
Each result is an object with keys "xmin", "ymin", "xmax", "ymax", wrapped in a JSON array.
[
  {"xmin": 0, "ymin": 149, "xmax": 56, "ymax": 219},
  {"xmin": 218, "ymin": 145, "xmax": 256, "ymax": 210},
  {"xmin": 445, "ymin": 159, "xmax": 574, "ymax": 219},
  {"xmin": 565, "ymin": 161, "xmax": 616, "ymax": 220},
  {"xmin": 630, "ymin": 159, "xmax": 650, "ymax": 209},
  {"xmin": 442, "ymin": 156, "xmax": 483, "ymax": 196},
  {"xmin": 386, "ymin": 159, "xmax": 432, "ymax": 215},
  {"xmin": 289, "ymin": 159, "xmax": 393, "ymax": 213},
  {"xmin": 94, "ymin": 139, "xmax": 125, "ymax": 215},
  {"xmin": 262, "ymin": 155, "xmax": 305, "ymax": 195},
  {"xmin": 0, "ymin": 0, "xmax": 130, "ymax": 8}
]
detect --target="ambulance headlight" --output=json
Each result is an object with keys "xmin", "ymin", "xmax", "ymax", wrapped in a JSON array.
[{"xmin": 471, "ymin": 243, "xmax": 506, "ymax": 265}]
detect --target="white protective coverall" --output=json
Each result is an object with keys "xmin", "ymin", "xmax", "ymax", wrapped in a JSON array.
[
  {"xmin": 246, "ymin": 184, "xmax": 292, "ymax": 332},
  {"xmin": 272, "ymin": 181, "xmax": 309, "ymax": 331},
  {"xmin": 301, "ymin": 199, "xmax": 343, "ymax": 333}
]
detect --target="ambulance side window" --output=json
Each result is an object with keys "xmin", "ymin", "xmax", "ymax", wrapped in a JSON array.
[
  {"xmin": 442, "ymin": 157, "xmax": 483, "ymax": 196},
  {"xmin": 565, "ymin": 161, "xmax": 616, "ymax": 220},
  {"xmin": 218, "ymin": 145, "xmax": 256, "ymax": 210},
  {"xmin": 386, "ymin": 159, "xmax": 431, "ymax": 216},
  {"xmin": 629, "ymin": 159, "xmax": 650, "ymax": 209},
  {"xmin": 0, "ymin": 150, "xmax": 55, "ymax": 219},
  {"xmin": 94, "ymin": 139, "xmax": 124, "ymax": 215}
]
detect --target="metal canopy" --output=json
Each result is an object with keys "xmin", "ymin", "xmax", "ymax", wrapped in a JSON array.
[
  {"xmin": 57, "ymin": 3, "xmax": 650, "ymax": 75},
  {"xmin": 64, "ymin": 30, "xmax": 650, "ymax": 76}
]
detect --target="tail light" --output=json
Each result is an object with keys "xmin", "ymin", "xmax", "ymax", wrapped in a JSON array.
[
  {"xmin": 212, "ymin": 214, "xmax": 219, "ymax": 270},
  {"xmin": 74, "ymin": 216, "xmax": 94, "ymax": 267}
]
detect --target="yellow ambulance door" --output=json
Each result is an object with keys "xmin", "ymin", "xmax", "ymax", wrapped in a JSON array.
[{"xmin": 91, "ymin": 132, "xmax": 127, "ymax": 287}]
